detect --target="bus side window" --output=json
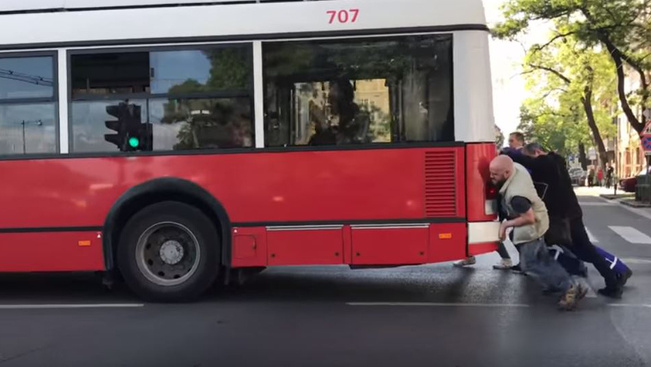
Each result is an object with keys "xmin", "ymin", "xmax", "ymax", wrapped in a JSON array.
[
  {"xmin": 0, "ymin": 55, "xmax": 58, "ymax": 156},
  {"xmin": 69, "ymin": 45, "xmax": 255, "ymax": 153},
  {"xmin": 262, "ymin": 35, "xmax": 454, "ymax": 148}
]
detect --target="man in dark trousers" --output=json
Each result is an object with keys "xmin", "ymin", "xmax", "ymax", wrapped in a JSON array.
[{"xmin": 504, "ymin": 143, "xmax": 630, "ymax": 298}]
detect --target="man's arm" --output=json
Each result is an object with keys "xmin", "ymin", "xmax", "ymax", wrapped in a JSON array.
[
  {"xmin": 504, "ymin": 209, "xmax": 536, "ymax": 227},
  {"xmin": 501, "ymin": 150, "xmax": 539, "ymax": 170},
  {"xmin": 499, "ymin": 196, "xmax": 535, "ymax": 240}
]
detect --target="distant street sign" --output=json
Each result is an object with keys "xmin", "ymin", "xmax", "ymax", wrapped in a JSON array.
[
  {"xmin": 642, "ymin": 120, "xmax": 651, "ymax": 155},
  {"xmin": 588, "ymin": 147, "xmax": 596, "ymax": 160}
]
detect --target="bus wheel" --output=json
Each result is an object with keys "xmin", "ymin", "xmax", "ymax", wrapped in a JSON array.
[{"xmin": 117, "ymin": 201, "xmax": 221, "ymax": 302}]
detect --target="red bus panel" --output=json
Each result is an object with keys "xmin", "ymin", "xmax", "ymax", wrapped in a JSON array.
[
  {"xmin": 266, "ymin": 228, "xmax": 344, "ymax": 266},
  {"xmin": 0, "ymin": 231, "xmax": 104, "ymax": 272},
  {"xmin": 0, "ymin": 147, "xmax": 465, "ymax": 229},
  {"xmin": 350, "ymin": 226, "xmax": 429, "ymax": 265},
  {"xmin": 465, "ymin": 143, "xmax": 497, "ymax": 222},
  {"xmin": 232, "ymin": 227, "xmax": 267, "ymax": 268},
  {"xmin": 427, "ymin": 223, "xmax": 467, "ymax": 263},
  {"xmin": 0, "ymin": 145, "xmax": 470, "ymax": 272}
]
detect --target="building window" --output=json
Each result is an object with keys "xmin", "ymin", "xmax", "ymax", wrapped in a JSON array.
[
  {"xmin": 69, "ymin": 45, "xmax": 254, "ymax": 153},
  {"xmin": 0, "ymin": 55, "xmax": 57, "ymax": 155},
  {"xmin": 263, "ymin": 34, "xmax": 454, "ymax": 147}
]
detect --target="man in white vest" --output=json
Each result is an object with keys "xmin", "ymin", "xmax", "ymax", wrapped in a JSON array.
[{"xmin": 490, "ymin": 155, "xmax": 587, "ymax": 310}]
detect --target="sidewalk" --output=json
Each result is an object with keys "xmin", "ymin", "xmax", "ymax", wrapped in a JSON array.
[
  {"xmin": 574, "ymin": 186, "xmax": 626, "ymax": 198},
  {"xmin": 577, "ymin": 186, "xmax": 651, "ymax": 220}
]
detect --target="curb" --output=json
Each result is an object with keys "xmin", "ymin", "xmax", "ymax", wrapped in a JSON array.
[
  {"xmin": 620, "ymin": 199, "xmax": 651, "ymax": 208},
  {"xmin": 599, "ymin": 194, "xmax": 634, "ymax": 201}
]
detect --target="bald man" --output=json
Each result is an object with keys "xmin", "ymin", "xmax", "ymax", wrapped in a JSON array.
[{"xmin": 491, "ymin": 155, "xmax": 586, "ymax": 310}]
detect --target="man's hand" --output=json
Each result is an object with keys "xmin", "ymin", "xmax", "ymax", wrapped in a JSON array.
[{"xmin": 499, "ymin": 221, "xmax": 509, "ymax": 241}]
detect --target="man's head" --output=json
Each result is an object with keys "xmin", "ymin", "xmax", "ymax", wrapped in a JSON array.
[
  {"xmin": 508, "ymin": 132, "xmax": 525, "ymax": 149},
  {"xmin": 489, "ymin": 155, "xmax": 514, "ymax": 186},
  {"xmin": 523, "ymin": 142, "xmax": 546, "ymax": 157}
]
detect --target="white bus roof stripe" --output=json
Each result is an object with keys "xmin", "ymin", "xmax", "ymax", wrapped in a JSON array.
[{"xmin": 0, "ymin": 0, "xmax": 487, "ymax": 49}]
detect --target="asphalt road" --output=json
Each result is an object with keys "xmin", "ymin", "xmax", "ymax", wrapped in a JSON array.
[{"xmin": 1, "ymin": 194, "xmax": 651, "ymax": 367}]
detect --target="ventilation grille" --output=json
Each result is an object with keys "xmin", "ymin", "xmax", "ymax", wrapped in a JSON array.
[{"xmin": 424, "ymin": 151, "xmax": 458, "ymax": 217}]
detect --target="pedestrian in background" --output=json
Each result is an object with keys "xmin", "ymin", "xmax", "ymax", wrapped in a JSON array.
[
  {"xmin": 587, "ymin": 167, "xmax": 595, "ymax": 187},
  {"xmin": 606, "ymin": 163, "xmax": 614, "ymax": 189}
]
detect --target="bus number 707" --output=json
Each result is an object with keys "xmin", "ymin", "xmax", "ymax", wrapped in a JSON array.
[{"xmin": 327, "ymin": 9, "xmax": 359, "ymax": 24}]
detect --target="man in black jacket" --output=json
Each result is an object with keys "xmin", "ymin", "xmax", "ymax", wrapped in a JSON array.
[{"xmin": 503, "ymin": 143, "xmax": 628, "ymax": 298}]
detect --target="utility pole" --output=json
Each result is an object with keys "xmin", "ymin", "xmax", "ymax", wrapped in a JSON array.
[{"xmin": 19, "ymin": 120, "xmax": 43, "ymax": 154}]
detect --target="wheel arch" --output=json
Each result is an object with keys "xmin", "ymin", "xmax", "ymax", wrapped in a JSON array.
[{"xmin": 103, "ymin": 177, "xmax": 232, "ymax": 272}]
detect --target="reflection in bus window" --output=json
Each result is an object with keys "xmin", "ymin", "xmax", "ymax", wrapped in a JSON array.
[
  {"xmin": 263, "ymin": 35, "xmax": 453, "ymax": 147},
  {"xmin": 69, "ymin": 45, "xmax": 253, "ymax": 153},
  {"xmin": 0, "ymin": 103, "xmax": 57, "ymax": 155},
  {"xmin": 0, "ymin": 55, "xmax": 57, "ymax": 156}
]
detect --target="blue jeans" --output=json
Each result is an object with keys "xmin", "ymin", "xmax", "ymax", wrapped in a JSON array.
[{"xmin": 519, "ymin": 238, "xmax": 574, "ymax": 292}]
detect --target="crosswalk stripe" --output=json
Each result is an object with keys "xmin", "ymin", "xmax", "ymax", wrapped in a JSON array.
[
  {"xmin": 608, "ymin": 226, "xmax": 651, "ymax": 244},
  {"xmin": 585, "ymin": 227, "xmax": 598, "ymax": 243}
]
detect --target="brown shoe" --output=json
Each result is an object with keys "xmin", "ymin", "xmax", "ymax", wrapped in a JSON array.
[{"xmin": 558, "ymin": 285, "xmax": 581, "ymax": 311}]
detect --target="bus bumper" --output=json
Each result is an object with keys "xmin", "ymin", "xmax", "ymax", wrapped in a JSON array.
[{"xmin": 467, "ymin": 221, "xmax": 500, "ymax": 256}]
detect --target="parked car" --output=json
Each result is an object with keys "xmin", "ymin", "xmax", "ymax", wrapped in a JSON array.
[
  {"xmin": 619, "ymin": 167, "xmax": 651, "ymax": 192},
  {"xmin": 569, "ymin": 167, "xmax": 587, "ymax": 186}
]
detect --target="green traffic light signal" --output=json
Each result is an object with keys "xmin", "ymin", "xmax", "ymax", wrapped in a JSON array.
[{"xmin": 128, "ymin": 136, "xmax": 140, "ymax": 148}]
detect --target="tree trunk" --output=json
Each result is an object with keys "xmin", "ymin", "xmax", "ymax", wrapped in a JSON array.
[
  {"xmin": 582, "ymin": 91, "xmax": 607, "ymax": 171},
  {"xmin": 599, "ymin": 35, "xmax": 645, "ymax": 135},
  {"xmin": 578, "ymin": 142, "xmax": 588, "ymax": 170}
]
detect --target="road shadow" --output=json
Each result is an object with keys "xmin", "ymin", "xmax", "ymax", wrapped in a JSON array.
[
  {"xmin": 206, "ymin": 264, "xmax": 546, "ymax": 306},
  {"xmin": 0, "ymin": 272, "xmax": 137, "ymax": 303},
  {"xmin": 0, "ymin": 264, "xmax": 553, "ymax": 306}
]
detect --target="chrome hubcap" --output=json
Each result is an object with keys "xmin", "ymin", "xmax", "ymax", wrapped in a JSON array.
[{"xmin": 159, "ymin": 240, "xmax": 184, "ymax": 265}]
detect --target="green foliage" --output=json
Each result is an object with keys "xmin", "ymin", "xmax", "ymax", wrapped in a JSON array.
[
  {"xmin": 494, "ymin": 0, "xmax": 650, "ymax": 134},
  {"xmin": 160, "ymin": 48, "xmax": 252, "ymax": 149},
  {"xmin": 495, "ymin": 124, "xmax": 505, "ymax": 148},
  {"xmin": 516, "ymin": 35, "xmax": 617, "ymax": 156}
]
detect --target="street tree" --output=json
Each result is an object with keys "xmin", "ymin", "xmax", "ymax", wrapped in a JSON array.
[
  {"xmin": 494, "ymin": 0, "xmax": 651, "ymax": 136},
  {"xmin": 517, "ymin": 36, "xmax": 617, "ymax": 169}
]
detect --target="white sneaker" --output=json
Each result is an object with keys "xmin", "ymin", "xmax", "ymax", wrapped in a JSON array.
[
  {"xmin": 492, "ymin": 258, "xmax": 513, "ymax": 270},
  {"xmin": 453, "ymin": 256, "xmax": 476, "ymax": 267}
]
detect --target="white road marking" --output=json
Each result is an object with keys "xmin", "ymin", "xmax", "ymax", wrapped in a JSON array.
[
  {"xmin": 621, "ymin": 258, "xmax": 651, "ymax": 265},
  {"xmin": 608, "ymin": 304, "xmax": 651, "ymax": 309},
  {"xmin": 0, "ymin": 304, "xmax": 144, "ymax": 310},
  {"xmin": 586, "ymin": 227, "xmax": 599, "ymax": 243},
  {"xmin": 349, "ymin": 302, "xmax": 651, "ymax": 309},
  {"xmin": 584, "ymin": 284, "xmax": 598, "ymax": 298},
  {"xmin": 346, "ymin": 302, "xmax": 529, "ymax": 308},
  {"xmin": 609, "ymin": 226, "xmax": 651, "ymax": 244}
]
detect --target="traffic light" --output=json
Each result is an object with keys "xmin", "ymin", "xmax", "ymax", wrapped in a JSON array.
[
  {"xmin": 104, "ymin": 102, "xmax": 152, "ymax": 152},
  {"xmin": 104, "ymin": 103, "xmax": 128, "ymax": 150}
]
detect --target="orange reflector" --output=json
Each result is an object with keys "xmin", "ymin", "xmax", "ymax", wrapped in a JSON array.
[
  {"xmin": 78, "ymin": 240, "xmax": 91, "ymax": 247},
  {"xmin": 438, "ymin": 233, "xmax": 452, "ymax": 239}
]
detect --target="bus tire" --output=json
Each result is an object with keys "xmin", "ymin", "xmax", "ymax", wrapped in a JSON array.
[{"xmin": 117, "ymin": 201, "xmax": 221, "ymax": 302}]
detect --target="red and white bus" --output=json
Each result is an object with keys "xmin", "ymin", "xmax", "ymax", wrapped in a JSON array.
[{"xmin": 0, "ymin": 0, "xmax": 499, "ymax": 301}]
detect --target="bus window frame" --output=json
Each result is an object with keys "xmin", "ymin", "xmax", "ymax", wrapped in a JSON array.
[
  {"xmin": 0, "ymin": 50, "xmax": 60, "ymax": 158},
  {"xmin": 260, "ymin": 33, "xmax": 455, "ymax": 148},
  {"xmin": 66, "ymin": 43, "xmax": 256, "ymax": 154}
]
